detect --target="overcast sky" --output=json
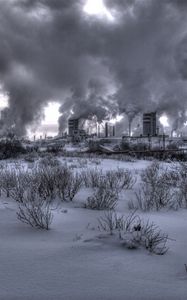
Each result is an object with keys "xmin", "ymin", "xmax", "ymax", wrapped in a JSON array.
[{"xmin": 0, "ymin": 0, "xmax": 187, "ymax": 136}]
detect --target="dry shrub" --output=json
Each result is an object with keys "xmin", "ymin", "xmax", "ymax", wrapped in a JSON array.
[
  {"xmin": 89, "ymin": 158, "xmax": 101, "ymax": 165},
  {"xmin": 129, "ymin": 162, "xmax": 175, "ymax": 211},
  {"xmin": 106, "ymin": 168, "xmax": 136, "ymax": 190},
  {"xmin": 31, "ymin": 166, "xmax": 58, "ymax": 200},
  {"xmin": 11, "ymin": 170, "xmax": 31, "ymax": 202},
  {"xmin": 171, "ymin": 162, "xmax": 187, "ymax": 208},
  {"xmin": 64, "ymin": 173, "xmax": 82, "ymax": 201},
  {"xmin": 24, "ymin": 152, "xmax": 38, "ymax": 163},
  {"xmin": 98, "ymin": 210, "xmax": 127, "ymax": 235},
  {"xmin": 85, "ymin": 186, "xmax": 118, "ymax": 210},
  {"xmin": 38, "ymin": 156, "xmax": 61, "ymax": 168},
  {"xmin": 83, "ymin": 168, "xmax": 136, "ymax": 210},
  {"xmin": 98, "ymin": 211, "xmax": 169, "ymax": 255},
  {"xmin": 81, "ymin": 169, "xmax": 103, "ymax": 188},
  {"xmin": 25, "ymin": 164, "xmax": 83, "ymax": 202},
  {"xmin": 76, "ymin": 158, "xmax": 88, "ymax": 168},
  {"xmin": 54, "ymin": 167, "xmax": 82, "ymax": 201},
  {"xmin": 0, "ymin": 163, "xmax": 82, "ymax": 203},
  {"xmin": 82, "ymin": 168, "xmax": 136, "ymax": 192},
  {"xmin": 0, "ymin": 165, "xmax": 17, "ymax": 197},
  {"xmin": 17, "ymin": 191, "xmax": 53, "ymax": 230}
]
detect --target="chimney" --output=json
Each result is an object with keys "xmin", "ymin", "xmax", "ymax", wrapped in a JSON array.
[
  {"xmin": 105, "ymin": 122, "xmax": 108, "ymax": 138},
  {"xmin": 113, "ymin": 125, "xmax": 115, "ymax": 137},
  {"xmin": 97, "ymin": 123, "xmax": 100, "ymax": 138},
  {"xmin": 128, "ymin": 121, "xmax": 132, "ymax": 137}
]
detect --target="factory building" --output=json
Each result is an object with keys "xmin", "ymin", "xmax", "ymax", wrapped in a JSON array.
[
  {"xmin": 68, "ymin": 118, "xmax": 79, "ymax": 136},
  {"xmin": 143, "ymin": 112, "xmax": 157, "ymax": 136},
  {"xmin": 105, "ymin": 122, "xmax": 116, "ymax": 138},
  {"xmin": 68, "ymin": 118, "xmax": 87, "ymax": 141}
]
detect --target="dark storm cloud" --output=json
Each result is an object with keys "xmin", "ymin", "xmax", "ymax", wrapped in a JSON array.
[
  {"xmin": 175, "ymin": 36, "xmax": 187, "ymax": 79},
  {"xmin": 0, "ymin": 0, "xmax": 187, "ymax": 135},
  {"xmin": 102, "ymin": 0, "xmax": 187, "ymax": 131}
]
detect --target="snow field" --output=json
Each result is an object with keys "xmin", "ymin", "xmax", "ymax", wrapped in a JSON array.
[{"xmin": 0, "ymin": 157, "xmax": 186, "ymax": 299}]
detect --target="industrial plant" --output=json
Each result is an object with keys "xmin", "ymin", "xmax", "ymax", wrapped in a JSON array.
[
  {"xmin": 33, "ymin": 111, "xmax": 182, "ymax": 156},
  {"xmin": 143, "ymin": 112, "xmax": 157, "ymax": 136},
  {"xmin": 66, "ymin": 111, "xmax": 162, "ymax": 140}
]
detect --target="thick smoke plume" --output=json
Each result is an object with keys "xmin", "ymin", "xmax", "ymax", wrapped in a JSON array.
[{"xmin": 0, "ymin": 0, "xmax": 187, "ymax": 136}]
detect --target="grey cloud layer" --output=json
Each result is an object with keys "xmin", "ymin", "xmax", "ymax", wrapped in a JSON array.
[{"xmin": 0, "ymin": 0, "xmax": 187, "ymax": 135}]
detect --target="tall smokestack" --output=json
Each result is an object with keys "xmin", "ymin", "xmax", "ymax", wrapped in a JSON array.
[
  {"xmin": 143, "ymin": 112, "xmax": 157, "ymax": 136},
  {"xmin": 113, "ymin": 125, "xmax": 115, "ymax": 137},
  {"xmin": 128, "ymin": 121, "xmax": 132, "ymax": 137},
  {"xmin": 105, "ymin": 122, "xmax": 108, "ymax": 138},
  {"xmin": 156, "ymin": 127, "xmax": 159, "ymax": 136},
  {"xmin": 97, "ymin": 123, "xmax": 100, "ymax": 138}
]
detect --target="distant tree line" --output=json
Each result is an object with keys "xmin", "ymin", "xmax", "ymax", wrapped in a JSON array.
[{"xmin": 0, "ymin": 138, "xmax": 26, "ymax": 159}]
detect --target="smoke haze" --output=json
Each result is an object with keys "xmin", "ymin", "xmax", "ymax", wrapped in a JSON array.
[{"xmin": 0, "ymin": 0, "xmax": 187, "ymax": 135}]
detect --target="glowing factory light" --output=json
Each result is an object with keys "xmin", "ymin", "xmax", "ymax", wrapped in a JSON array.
[
  {"xmin": 83, "ymin": 0, "xmax": 114, "ymax": 21},
  {"xmin": 27, "ymin": 102, "xmax": 61, "ymax": 139},
  {"xmin": 42, "ymin": 102, "xmax": 61, "ymax": 125},
  {"xmin": 0, "ymin": 94, "xmax": 8, "ymax": 109},
  {"xmin": 110, "ymin": 115, "xmax": 123, "ymax": 124},
  {"xmin": 159, "ymin": 115, "xmax": 169, "ymax": 127}
]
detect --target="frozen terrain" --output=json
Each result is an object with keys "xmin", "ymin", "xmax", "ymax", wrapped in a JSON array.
[{"xmin": 0, "ymin": 157, "xmax": 186, "ymax": 300}]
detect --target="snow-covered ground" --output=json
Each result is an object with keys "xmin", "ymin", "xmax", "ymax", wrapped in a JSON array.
[{"xmin": 0, "ymin": 157, "xmax": 187, "ymax": 300}]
